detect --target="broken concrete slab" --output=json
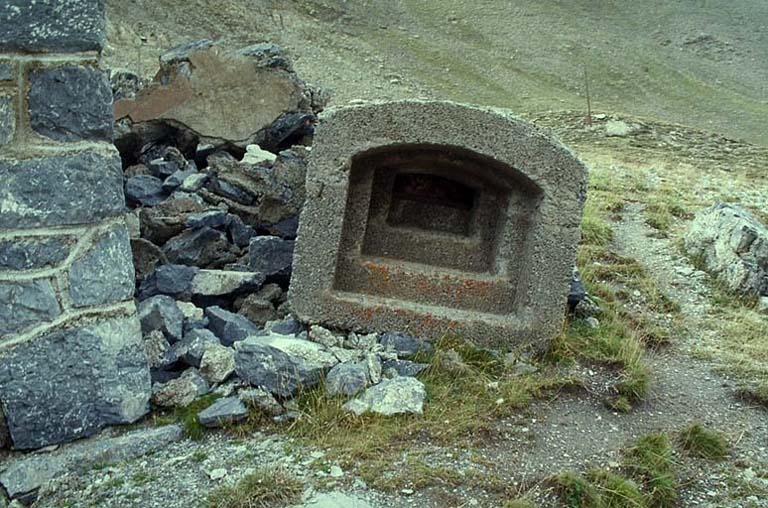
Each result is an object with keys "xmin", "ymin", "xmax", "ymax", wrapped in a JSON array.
[{"xmin": 114, "ymin": 42, "xmax": 313, "ymax": 147}]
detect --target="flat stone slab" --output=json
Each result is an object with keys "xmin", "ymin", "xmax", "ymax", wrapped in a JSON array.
[{"xmin": 0, "ymin": 425, "xmax": 181, "ymax": 499}]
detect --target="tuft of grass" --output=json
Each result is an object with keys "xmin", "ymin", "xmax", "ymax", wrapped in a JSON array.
[
  {"xmin": 588, "ymin": 469, "xmax": 645, "ymax": 508},
  {"xmin": 645, "ymin": 192, "xmax": 689, "ymax": 236},
  {"xmin": 622, "ymin": 433, "xmax": 677, "ymax": 508},
  {"xmin": 677, "ymin": 424, "xmax": 729, "ymax": 460},
  {"xmin": 206, "ymin": 467, "xmax": 303, "ymax": 508},
  {"xmin": 153, "ymin": 394, "xmax": 221, "ymax": 440},
  {"xmin": 553, "ymin": 471, "xmax": 602, "ymax": 508}
]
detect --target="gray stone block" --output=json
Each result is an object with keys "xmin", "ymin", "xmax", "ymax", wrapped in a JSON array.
[
  {"xmin": 378, "ymin": 332, "xmax": 433, "ymax": 359},
  {"xmin": 0, "ymin": 152, "xmax": 125, "ymax": 228},
  {"xmin": 0, "ymin": 280, "xmax": 60, "ymax": 336},
  {"xmin": 343, "ymin": 376, "xmax": 426, "ymax": 416},
  {"xmin": 204, "ymin": 306, "xmax": 260, "ymax": 346},
  {"xmin": 0, "ymin": 63, "xmax": 12, "ymax": 81},
  {"xmin": 138, "ymin": 295, "xmax": 184, "ymax": 343},
  {"xmin": 125, "ymin": 175, "xmax": 167, "ymax": 206},
  {"xmin": 0, "ymin": 0, "xmax": 106, "ymax": 53},
  {"xmin": 28, "ymin": 66, "xmax": 112, "ymax": 142},
  {"xmin": 0, "ymin": 95, "xmax": 13, "ymax": 146},
  {"xmin": 234, "ymin": 339, "xmax": 321, "ymax": 398},
  {"xmin": 0, "ymin": 315, "xmax": 150, "ymax": 449},
  {"xmin": 0, "ymin": 425, "xmax": 181, "ymax": 499},
  {"xmin": 197, "ymin": 396, "xmax": 247, "ymax": 428},
  {"xmin": 138, "ymin": 264, "xmax": 199, "ymax": 300},
  {"xmin": 68, "ymin": 225, "xmax": 134, "ymax": 307},
  {"xmin": 325, "ymin": 361, "xmax": 369, "ymax": 396},
  {"xmin": 0, "ymin": 237, "xmax": 70, "ymax": 271},
  {"xmin": 289, "ymin": 101, "xmax": 587, "ymax": 349},
  {"xmin": 248, "ymin": 236, "xmax": 294, "ymax": 279}
]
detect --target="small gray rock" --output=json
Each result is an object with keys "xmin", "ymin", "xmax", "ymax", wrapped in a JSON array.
[
  {"xmin": 200, "ymin": 343, "xmax": 236, "ymax": 384},
  {"xmin": 239, "ymin": 387, "xmax": 284, "ymax": 416},
  {"xmin": 125, "ymin": 175, "xmax": 167, "ymax": 206},
  {"xmin": 191, "ymin": 270, "xmax": 264, "ymax": 298},
  {"xmin": 138, "ymin": 295, "xmax": 184, "ymax": 343},
  {"xmin": 174, "ymin": 328, "xmax": 220, "ymax": 367},
  {"xmin": 267, "ymin": 315, "xmax": 305, "ymax": 336},
  {"xmin": 234, "ymin": 339, "xmax": 322, "ymax": 398},
  {"xmin": 197, "ymin": 396, "xmax": 247, "ymax": 428},
  {"xmin": 378, "ymin": 332, "xmax": 433, "ymax": 359},
  {"xmin": 143, "ymin": 330, "xmax": 179, "ymax": 371},
  {"xmin": 205, "ymin": 306, "xmax": 261, "ymax": 346},
  {"xmin": 248, "ymin": 236, "xmax": 294, "ymax": 279},
  {"xmin": 138, "ymin": 264, "xmax": 199, "ymax": 300},
  {"xmin": 152, "ymin": 369, "xmax": 209, "ymax": 408},
  {"xmin": 186, "ymin": 210, "xmax": 231, "ymax": 230},
  {"xmin": 325, "ymin": 362, "xmax": 369, "ymax": 396},
  {"xmin": 381, "ymin": 360, "xmax": 429, "ymax": 378},
  {"xmin": 343, "ymin": 377, "xmax": 426, "ymax": 416},
  {"xmin": 163, "ymin": 227, "xmax": 233, "ymax": 267},
  {"xmin": 228, "ymin": 215, "xmax": 258, "ymax": 248},
  {"xmin": 162, "ymin": 168, "xmax": 197, "ymax": 192}
]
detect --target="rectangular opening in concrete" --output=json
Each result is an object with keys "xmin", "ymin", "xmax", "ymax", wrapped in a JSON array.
[{"xmin": 333, "ymin": 143, "xmax": 542, "ymax": 315}]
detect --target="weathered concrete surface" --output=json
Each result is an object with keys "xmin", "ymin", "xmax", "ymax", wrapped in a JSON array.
[
  {"xmin": 289, "ymin": 101, "xmax": 587, "ymax": 349},
  {"xmin": 0, "ymin": 316, "xmax": 150, "ymax": 450},
  {"xmin": 114, "ymin": 44, "xmax": 312, "ymax": 145},
  {"xmin": 684, "ymin": 202, "xmax": 768, "ymax": 296}
]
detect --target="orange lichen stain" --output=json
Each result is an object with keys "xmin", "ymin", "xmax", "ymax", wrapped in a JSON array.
[{"xmin": 361, "ymin": 261, "xmax": 393, "ymax": 292}]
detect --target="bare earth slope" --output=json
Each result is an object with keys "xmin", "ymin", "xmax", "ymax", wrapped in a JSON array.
[{"xmin": 106, "ymin": 0, "xmax": 768, "ymax": 145}]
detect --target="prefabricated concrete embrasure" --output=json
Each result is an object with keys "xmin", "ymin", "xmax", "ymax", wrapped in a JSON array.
[{"xmin": 290, "ymin": 100, "xmax": 588, "ymax": 350}]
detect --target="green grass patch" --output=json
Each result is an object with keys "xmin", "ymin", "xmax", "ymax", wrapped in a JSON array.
[
  {"xmin": 677, "ymin": 424, "xmax": 729, "ymax": 460},
  {"xmin": 622, "ymin": 433, "xmax": 677, "ymax": 508},
  {"xmin": 206, "ymin": 467, "xmax": 303, "ymax": 508},
  {"xmin": 153, "ymin": 393, "xmax": 221, "ymax": 440}
]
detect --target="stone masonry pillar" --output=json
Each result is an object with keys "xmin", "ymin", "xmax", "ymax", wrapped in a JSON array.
[{"xmin": 0, "ymin": 0, "xmax": 150, "ymax": 450}]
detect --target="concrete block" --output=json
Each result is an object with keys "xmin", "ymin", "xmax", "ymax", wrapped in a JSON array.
[{"xmin": 289, "ymin": 101, "xmax": 587, "ymax": 350}]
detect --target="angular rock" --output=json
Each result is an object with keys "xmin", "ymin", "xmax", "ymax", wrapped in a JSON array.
[
  {"xmin": 237, "ymin": 294, "xmax": 278, "ymax": 326},
  {"xmin": 0, "ymin": 152, "xmax": 124, "ymax": 228},
  {"xmin": 343, "ymin": 377, "xmax": 426, "ymax": 416},
  {"xmin": 381, "ymin": 360, "xmax": 429, "ymax": 378},
  {"xmin": 125, "ymin": 175, "xmax": 167, "ymax": 206},
  {"xmin": 236, "ymin": 42, "xmax": 291, "ymax": 70},
  {"xmin": 242, "ymin": 144, "xmax": 277, "ymax": 165},
  {"xmin": 138, "ymin": 295, "xmax": 184, "ymax": 343},
  {"xmin": 68, "ymin": 224, "xmax": 134, "ymax": 307},
  {"xmin": 162, "ymin": 168, "xmax": 197, "ymax": 192},
  {"xmin": 310, "ymin": 325, "xmax": 343, "ymax": 348},
  {"xmin": 267, "ymin": 315, "xmax": 305, "ymax": 336},
  {"xmin": 604, "ymin": 120, "xmax": 633, "ymax": 137},
  {"xmin": 248, "ymin": 236, "xmax": 294, "ymax": 279},
  {"xmin": 261, "ymin": 111, "xmax": 315, "ymax": 153},
  {"xmin": 28, "ymin": 66, "xmax": 112, "ymax": 142},
  {"xmin": 200, "ymin": 343, "xmax": 236, "ymax": 384},
  {"xmin": 143, "ymin": 330, "xmax": 179, "ymax": 371},
  {"xmin": 251, "ymin": 332, "xmax": 339, "ymax": 369},
  {"xmin": 205, "ymin": 306, "xmax": 261, "ymax": 346},
  {"xmin": 238, "ymin": 387, "xmax": 284, "ymax": 416},
  {"xmin": 191, "ymin": 270, "xmax": 264, "ymax": 297},
  {"xmin": 325, "ymin": 362, "xmax": 369, "ymax": 396},
  {"xmin": 0, "ymin": 425, "xmax": 181, "ymax": 500},
  {"xmin": 180, "ymin": 172, "xmax": 210, "ymax": 192},
  {"xmin": 131, "ymin": 238, "xmax": 168, "ymax": 282},
  {"xmin": 152, "ymin": 368, "xmax": 209, "ymax": 408},
  {"xmin": 177, "ymin": 301, "xmax": 204, "ymax": 321},
  {"xmin": 0, "ymin": 315, "xmax": 150, "ymax": 449},
  {"xmin": 378, "ymin": 332, "xmax": 433, "ymax": 359},
  {"xmin": 173, "ymin": 328, "xmax": 220, "ymax": 367},
  {"xmin": 228, "ymin": 215, "xmax": 258, "ymax": 248},
  {"xmin": 163, "ymin": 227, "xmax": 235, "ymax": 267},
  {"xmin": 159, "ymin": 39, "xmax": 215, "ymax": 65},
  {"xmin": 0, "ymin": 280, "xmax": 60, "ymax": 336},
  {"xmin": 138, "ymin": 264, "xmax": 199, "ymax": 300},
  {"xmin": 186, "ymin": 210, "xmax": 231, "ymax": 230},
  {"xmin": 0, "ymin": 0, "xmax": 107, "ymax": 53},
  {"xmin": 197, "ymin": 397, "xmax": 247, "ymax": 428},
  {"xmin": 234, "ymin": 339, "xmax": 322, "ymax": 397},
  {"xmin": 684, "ymin": 202, "xmax": 768, "ymax": 296},
  {"xmin": 139, "ymin": 196, "xmax": 205, "ymax": 245}
]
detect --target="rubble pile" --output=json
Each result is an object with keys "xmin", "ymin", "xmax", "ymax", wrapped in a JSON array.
[{"xmin": 115, "ymin": 41, "xmax": 429, "ymax": 428}]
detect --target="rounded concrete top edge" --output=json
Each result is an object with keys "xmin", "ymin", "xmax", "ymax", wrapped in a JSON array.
[{"xmin": 313, "ymin": 99, "xmax": 588, "ymax": 191}]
